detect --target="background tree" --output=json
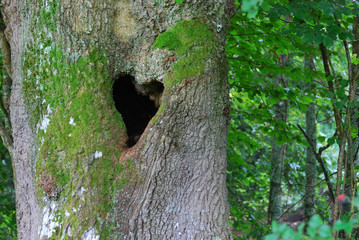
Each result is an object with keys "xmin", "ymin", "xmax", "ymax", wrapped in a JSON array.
[
  {"xmin": 268, "ymin": 54, "xmax": 289, "ymax": 224},
  {"xmin": 1, "ymin": 0, "xmax": 234, "ymax": 239},
  {"xmin": 227, "ymin": 0, "xmax": 359, "ymax": 239},
  {"xmin": 304, "ymin": 102, "xmax": 316, "ymax": 225}
]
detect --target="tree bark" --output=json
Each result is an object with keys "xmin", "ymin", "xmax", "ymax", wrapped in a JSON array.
[
  {"xmin": 343, "ymin": 16, "xmax": 359, "ymax": 219},
  {"xmin": 267, "ymin": 54, "xmax": 289, "ymax": 224},
  {"xmin": 304, "ymin": 103, "xmax": 316, "ymax": 223},
  {"xmin": 2, "ymin": 0, "xmax": 234, "ymax": 239},
  {"xmin": 267, "ymin": 100, "xmax": 288, "ymax": 224}
]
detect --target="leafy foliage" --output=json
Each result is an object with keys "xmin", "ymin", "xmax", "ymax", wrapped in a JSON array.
[
  {"xmin": 265, "ymin": 192, "xmax": 359, "ymax": 240},
  {"xmin": 0, "ymin": 146, "xmax": 16, "ymax": 239},
  {"xmin": 227, "ymin": 0, "xmax": 359, "ymax": 239},
  {"xmin": 0, "ymin": 27, "xmax": 16, "ymax": 238},
  {"xmin": 242, "ymin": 0, "xmax": 264, "ymax": 18}
]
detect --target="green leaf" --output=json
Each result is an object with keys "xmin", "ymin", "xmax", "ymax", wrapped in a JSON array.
[
  {"xmin": 302, "ymin": 95, "xmax": 312, "ymax": 103},
  {"xmin": 307, "ymin": 227, "xmax": 317, "ymax": 238},
  {"xmin": 175, "ymin": 0, "xmax": 183, "ymax": 3},
  {"xmin": 297, "ymin": 223, "xmax": 305, "ymax": 234},
  {"xmin": 303, "ymin": 33, "xmax": 315, "ymax": 43},
  {"xmin": 314, "ymin": 35, "xmax": 324, "ymax": 44},
  {"xmin": 247, "ymin": 8, "xmax": 259, "ymax": 18},
  {"xmin": 352, "ymin": 58, "xmax": 359, "ymax": 65},
  {"xmin": 339, "ymin": 79, "xmax": 349, "ymax": 87},
  {"xmin": 328, "ymin": 137, "xmax": 335, "ymax": 145},
  {"xmin": 318, "ymin": 224, "xmax": 332, "ymax": 238},
  {"xmin": 351, "ymin": 54, "xmax": 359, "ymax": 65},
  {"xmin": 271, "ymin": 221, "xmax": 280, "ymax": 232},
  {"xmin": 337, "ymin": 88, "xmax": 346, "ymax": 98},
  {"xmin": 292, "ymin": 6, "xmax": 307, "ymax": 19},
  {"xmin": 339, "ymin": 32, "xmax": 347, "ymax": 40},
  {"xmin": 323, "ymin": 37, "xmax": 333, "ymax": 48},
  {"xmin": 261, "ymin": 2, "xmax": 271, "ymax": 11},
  {"xmin": 309, "ymin": 214, "xmax": 323, "ymax": 229},
  {"xmin": 326, "ymin": 75, "xmax": 334, "ymax": 82},
  {"xmin": 334, "ymin": 220, "xmax": 353, "ymax": 234},
  {"xmin": 315, "ymin": 1, "xmax": 332, "ymax": 13},
  {"xmin": 354, "ymin": 193, "xmax": 359, "ymax": 208},
  {"xmin": 337, "ymin": 100, "xmax": 346, "ymax": 110},
  {"xmin": 264, "ymin": 233, "xmax": 279, "ymax": 240},
  {"xmin": 318, "ymin": 136, "xmax": 326, "ymax": 142},
  {"xmin": 297, "ymin": 103, "xmax": 308, "ymax": 111},
  {"xmin": 281, "ymin": 227, "xmax": 296, "ymax": 240},
  {"xmin": 242, "ymin": 0, "xmax": 263, "ymax": 18},
  {"xmin": 241, "ymin": 0, "xmax": 255, "ymax": 12}
]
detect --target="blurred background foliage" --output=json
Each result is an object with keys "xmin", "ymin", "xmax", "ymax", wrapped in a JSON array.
[
  {"xmin": 227, "ymin": 0, "xmax": 359, "ymax": 239},
  {"xmin": 0, "ymin": 48, "xmax": 16, "ymax": 239},
  {"xmin": 0, "ymin": 145, "xmax": 15, "ymax": 240}
]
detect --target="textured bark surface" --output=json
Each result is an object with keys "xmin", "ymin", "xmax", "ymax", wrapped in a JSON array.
[
  {"xmin": 267, "ymin": 100, "xmax": 288, "ymax": 224},
  {"xmin": 343, "ymin": 16, "xmax": 359, "ymax": 218},
  {"xmin": 2, "ymin": 1, "xmax": 42, "ymax": 239},
  {"xmin": 3, "ymin": 0, "xmax": 234, "ymax": 239},
  {"xmin": 304, "ymin": 103, "xmax": 316, "ymax": 223},
  {"xmin": 267, "ymin": 55, "xmax": 289, "ymax": 224}
]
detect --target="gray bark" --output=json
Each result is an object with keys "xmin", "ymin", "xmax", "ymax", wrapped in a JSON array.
[
  {"xmin": 2, "ymin": 0, "xmax": 234, "ymax": 239},
  {"xmin": 267, "ymin": 100, "xmax": 288, "ymax": 224},
  {"xmin": 2, "ymin": 1, "xmax": 41, "ymax": 239},
  {"xmin": 304, "ymin": 103, "xmax": 316, "ymax": 223},
  {"xmin": 343, "ymin": 16, "xmax": 359, "ymax": 217},
  {"xmin": 267, "ymin": 55, "xmax": 289, "ymax": 224}
]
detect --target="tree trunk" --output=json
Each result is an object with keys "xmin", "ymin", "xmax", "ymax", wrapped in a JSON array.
[
  {"xmin": 304, "ymin": 103, "xmax": 316, "ymax": 223},
  {"xmin": 267, "ymin": 100, "xmax": 288, "ymax": 224},
  {"xmin": 267, "ymin": 54, "xmax": 289, "ymax": 224},
  {"xmin": 2, "ymin": 0, "xmax": 234, "ymax": 239},
  {"xmin": 343, "ymin": 16, "xmax": 359, "ymax": 219}
]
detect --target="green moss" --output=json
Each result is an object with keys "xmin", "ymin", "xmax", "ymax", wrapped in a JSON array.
[
  {"xmin": 153, "ymin": 32, "xmax": 181, "ymax": 50},
  {"xmin": 25, "ymin": 46, "xmax": 129, "ymax": 237},
  {"xmin": 150, "ymin": 102, "xmax": 166, "ymax": 125},
  {"xmin": 23, "ymin": 4, "xmax": 131, "ymax": 236},
  {"xmin": 114, "ymin": 159, "xmax": 141, "ymax": 188},
  {"xmin": 153, "ymin": 20, "xmax": 217, "ymax": 88}
]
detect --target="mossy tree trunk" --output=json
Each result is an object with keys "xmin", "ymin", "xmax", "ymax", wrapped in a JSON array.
[{"xmin": 2, "ymin": 0, "xmax": 234, "ymax": 239}]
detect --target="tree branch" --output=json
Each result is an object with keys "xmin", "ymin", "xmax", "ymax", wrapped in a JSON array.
[
  {"xmin": 319, "ymin": 43, "xmax": 343, "ymax": 137},
  {"xmin": 297, "ymin": 124, "xmax": 335, "ymax": 204}
]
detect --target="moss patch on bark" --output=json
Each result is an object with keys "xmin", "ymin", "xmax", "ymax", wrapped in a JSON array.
[
  {"xmin": 24, "ymin": 43, "xmax": 128, "ymax": 238},
  {"xmin": 153, "ymin": 19, "xmax": 217, "ymax": 88},
  {"xmin": 23, "ymin": 2, "xmax": 130, "ymax": 236}
]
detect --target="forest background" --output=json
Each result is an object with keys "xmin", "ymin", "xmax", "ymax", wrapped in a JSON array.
[{"xmin": 2, "ymin": 0, "xmax": 359, "ymax": 239}]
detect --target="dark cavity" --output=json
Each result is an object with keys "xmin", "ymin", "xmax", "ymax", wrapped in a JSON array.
[{"xmin": 113, "ymin": 75, "xmax": 164, "ymax": 147}]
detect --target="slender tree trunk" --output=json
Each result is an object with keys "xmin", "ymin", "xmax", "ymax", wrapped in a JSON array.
[
  {"xmin": 267, "ymin": 100, "xmax": 288, "ymax": 224},
  {"xmin": 343, "ymin": 16, "xmax": 359, "ymax": 219},
  {"xmin": 331, "ymin": 18, "xmax": 359, "ymax": 234},
  {"xmin": 268, "ymin": 55, "xmax": 289, "ymax": 224},
  {"xmin": 304, "ymin": 103, "xmax": 316, "ymax": 223},
  {"xmin": 2, "ymin": 0, "xmax": 235, "ymax": 239}
]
